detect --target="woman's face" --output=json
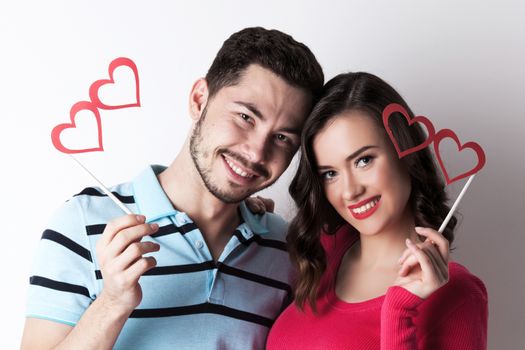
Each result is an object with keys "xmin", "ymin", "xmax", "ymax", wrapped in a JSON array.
[{"xmin": 312, "ymin": 110, "xmax": 412, "ymax": 236}]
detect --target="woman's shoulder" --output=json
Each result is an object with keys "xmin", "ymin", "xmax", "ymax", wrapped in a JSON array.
[
  {"xmin": 426, "ymin": 261, "xmax": 488, "ymax": 309},
  {"xmin": 320, "ymin": 224, "xmax": 359, "ymax": 257},
  {"xmin": 447, "ymin": 262, "xmax": 487, "ymax": 298},
  {"xmin": 415, "ymin": 262, "xmax": 488, "ymax": 335}
]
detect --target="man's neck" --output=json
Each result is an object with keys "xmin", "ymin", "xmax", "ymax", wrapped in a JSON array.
[{"xmin": 158, "ymin": 147, "xmax": 242, "ymax": 260}]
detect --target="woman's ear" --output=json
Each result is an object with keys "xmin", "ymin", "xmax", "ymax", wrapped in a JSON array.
[{"xmin": 189, "ymin": 78, "xmax": 209, "ymax": 121}]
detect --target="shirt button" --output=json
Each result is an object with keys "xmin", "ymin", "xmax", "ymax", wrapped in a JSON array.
[
  {"xmin": 195, "ymin": 240, "xmax": 204, "ymax": 249},
  {"xmin": 176, "ymin": 213, "xmax": 190, "ymax": 224}
]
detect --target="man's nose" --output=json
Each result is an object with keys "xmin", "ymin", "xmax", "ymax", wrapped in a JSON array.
[{"xmin": 240, "ymin": 133, "xmax": 269, "ymax": 164}]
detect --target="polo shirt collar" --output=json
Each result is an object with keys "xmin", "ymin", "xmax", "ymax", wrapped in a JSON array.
[
  {"xmin": 132, "ymin": 165, "xmax": 177, "ymax": 223},
  {"xmin": 132, "ymin": 165, "xmax": 271, "ymax": 236}
]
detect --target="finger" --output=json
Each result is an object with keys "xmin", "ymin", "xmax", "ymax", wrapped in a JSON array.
[
  {"xmin": 423, "ymin": 244, "xmax": 449, "ymax": 283},
  {"xmin": 100, "ymin": 215, "xmax": 146, "ymax": 247},
  {"xmin": 398, "ymin": 238, "xmax": 431, "ymax": 274},
  {"xmin": 415, "ymin": 233, "xmax": 449, "ymax": 279},
  {"xmin": 398, "ymin": 247, "xmax": 414, "ymax": 265},
  {"xmin": 125, "ymin": 256, "xmax": 157, "ymax": 284},
  {"xmin": 246, "ymin": 197, "xmax": 263, "ymax": 213},
  {"xmin": 420, "ymin": 244, "xmax": 447, "ymax": 282},
  {"xmin": 398, "ymin": 236, "xmax": 431, "ymax": 265},
  {"xmin": 106, "ymin": 223, "xmax": 159, "ymax": 259},
  {"xmin": 415, "ymin": 227, "xmax": 450, "ymax": 261},
  {"xmin": 399, "ymin": 238, "xmax": 447, "ymax": 276},
  {"xmin": 398, "ymin": 254, "xmax": 419, "ymax": 276},
  {"xmin": 113, "ymin": 241, "xmax": 160, "ymax": 271},
  {"xmin": 405, "ymin": 239, "xmax": 438, "ymax": 282},
  {"xmin": 259, "ymin": 197, "xmax": 275, "ymax": 213},
  {"xmin": 422, "ymin": 242, "xmax": 448, "ymax": 279},
  {"xmin": 398, "ymin": 244, "xmax": 432, "ymax": 277}
]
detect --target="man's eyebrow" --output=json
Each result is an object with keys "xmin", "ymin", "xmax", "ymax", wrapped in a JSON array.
[
  {"xmin": 279, "ymin": 127, "xmax": 302, "ymax": 136},
  {"xmin": 234, "ymin": 101, "xmax": 301, "ymax": 136},
  {"xmin": 234, "ymin": 101, "xmax": 264, "ymax": 120},
  {"xmin": 317, "ymin": 145, "xmax": 379, "ymax": 170}
]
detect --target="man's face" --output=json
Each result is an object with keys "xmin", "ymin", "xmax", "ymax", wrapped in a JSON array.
[{"xmin": 190, "ymin": 64, "xmax": 312, "ymax": 203}]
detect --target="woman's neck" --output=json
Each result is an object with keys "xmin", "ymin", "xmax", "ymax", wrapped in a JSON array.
[{"xmin": 356, "ymin": 209, "xmax": 419, "ymax": 269}]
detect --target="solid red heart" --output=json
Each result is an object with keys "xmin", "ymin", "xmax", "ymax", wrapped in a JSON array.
[
  {"xmin": 51, "ymin": 101, "xmax": 104, "ymax": 154},
  {"xmin": 433, "ymin": 128, "xmax": 486, "ymax": 184},
  {"xmin": 89, "ymin": 57, "xmax": 140, "ymax": 110},
  {"xmin": 382, "ymin": 103, "xmax": 436, "ymax": 158}
]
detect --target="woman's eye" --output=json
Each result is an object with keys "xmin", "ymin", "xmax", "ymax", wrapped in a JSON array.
[
  {"xmin": 321, "ymin": 170, "xmax": 337, "ymax": 181},
  {"xmin": 355, "ymin": 156, "xmax": 373, "ymax": 168}
]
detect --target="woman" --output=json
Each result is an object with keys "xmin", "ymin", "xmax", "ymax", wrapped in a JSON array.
[{"xmin": 267, "ymin": 72, "xmax": 487, "ymax": 349}]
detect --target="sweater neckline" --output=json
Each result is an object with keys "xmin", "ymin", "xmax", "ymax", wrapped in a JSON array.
[{"xmin": 323, "ymin": 232, "xmax": 386, "ymax": 311}]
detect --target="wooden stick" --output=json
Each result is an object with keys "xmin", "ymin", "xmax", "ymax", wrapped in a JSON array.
[
  {"xmin": 69, "ymin": 154, "xmax": 133, "ymax": 215},
  {"xmin": 438, "ymin": 174, "xmax": 476, "ymax": 233}
]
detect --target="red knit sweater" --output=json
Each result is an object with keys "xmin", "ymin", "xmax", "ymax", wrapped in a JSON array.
[{"xmin": 267, "ymin": 226, "xmax": 488, "ymax": 349}]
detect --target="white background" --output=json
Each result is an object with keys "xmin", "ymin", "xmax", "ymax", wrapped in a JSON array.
[{"xmin": 1, "ymin": 1, "xmax": 524, "ymax": 348}]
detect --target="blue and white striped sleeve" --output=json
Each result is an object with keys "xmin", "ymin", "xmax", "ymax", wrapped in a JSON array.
[{"xmin": 26, "ymin": 197, "xmax": 98, "ymax": 326}]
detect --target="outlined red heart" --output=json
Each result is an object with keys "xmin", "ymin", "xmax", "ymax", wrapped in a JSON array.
[
  {"xmin": 382, "ymin": 103, "xmax": 436, "ymax": 158},
  {"xmin": 51, "ymin": 101, "xmax": 104, "ymax": 154},
  {"xmin": 89, "ymin": 57, "xmax": 140, "ymax": 110},
  {"xmin": 433, "ymin": 128, "xmax": 486, "ymax": 184}
]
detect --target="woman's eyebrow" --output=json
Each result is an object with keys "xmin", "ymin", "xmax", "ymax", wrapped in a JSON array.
[{"xmin": 317, "ymin": 145, "xmax": 379, "ymax": 170}]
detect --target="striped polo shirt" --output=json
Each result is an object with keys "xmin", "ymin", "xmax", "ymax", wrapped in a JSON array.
[{"xmin": 26, "ymin": 165, "xmax": 294, "ymax": 349}]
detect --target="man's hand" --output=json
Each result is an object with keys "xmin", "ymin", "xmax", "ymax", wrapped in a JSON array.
[
  {"xmin": 21, "ymin": 215, "xmax": 161, "ymax": 350},
  {"xmin": 96, "ymin": 214, "xmax": 160, "ymax": 314}
]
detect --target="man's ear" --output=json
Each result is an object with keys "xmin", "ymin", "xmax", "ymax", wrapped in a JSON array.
[{"xmin": 189, "ymin": 78, "xmax": 209, "ymax": 121}]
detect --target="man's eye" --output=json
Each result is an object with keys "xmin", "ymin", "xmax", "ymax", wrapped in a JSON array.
[
  {"xmin": 276, "ymin": 134, "xmax": 288, "ymax": 143},
  {"xmin": 240, "ymin": 113, "xmax": 252, "ymax": 123}
]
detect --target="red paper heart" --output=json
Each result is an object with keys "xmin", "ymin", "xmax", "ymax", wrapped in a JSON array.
[
  {"xmin": 89, "ymin": 57, "xmax": 140, "ymax": 110},
  {"xmin": 382, "ymin": 103, "xmax": 436, "ymax": 158},
  {"xmin": 433, "ymin": 128, "xmax": 486, "ymax": 184},
  {"xmin": 51, "ymin": 101, "xmax": 104, "ymax": 154}
]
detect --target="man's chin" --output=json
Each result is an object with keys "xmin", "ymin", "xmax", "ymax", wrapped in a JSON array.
[{"xmin": 208, "ymin": 186, "xmax": 254, "ymax": 204}]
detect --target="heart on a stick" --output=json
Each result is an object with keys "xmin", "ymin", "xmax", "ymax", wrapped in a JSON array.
[
  {"xmin": 89, "ymin": 57, "xmax": 140, "ymax": 110},
  {"xmin": 51, "ymin": 101, "xmax": 104, "ymax": 154},
  {"xmin": 382, "ymin": 103, "xmax": 436, "ymax": 158},
  {"xmin": 433, "ymin": 128, "xmax": 486, "ymax": 184}
]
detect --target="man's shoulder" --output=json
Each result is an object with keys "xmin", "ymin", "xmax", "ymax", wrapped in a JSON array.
[
  {"xmin": 70, "ymin": 182, "xmax": 134, "ymax": 205},
  {"xmin": 253, "ymin": 212, "xmax": 289, "ymax": 240},
  {"xmin": 50, "ymin": 181, "xmax": 135, "ymax": 229}
]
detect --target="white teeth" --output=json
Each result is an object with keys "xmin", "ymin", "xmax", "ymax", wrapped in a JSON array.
[
  {"xmin": 352, "ymin": 198, "xmax": 379, "ymax": 214},
  {"xmin": 225, "ymin": 157, "xmax": 253, "ymax": 178}
]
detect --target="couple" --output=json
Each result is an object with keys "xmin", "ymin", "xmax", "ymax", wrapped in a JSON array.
[{"xmin": 22, "ymin": 27, "xmax": 487, "ymax": 349}]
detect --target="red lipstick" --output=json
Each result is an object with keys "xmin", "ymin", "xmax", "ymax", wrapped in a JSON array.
[{"xmin": 347, "ymin": 196, "xmax": 381, "ymax": 220}]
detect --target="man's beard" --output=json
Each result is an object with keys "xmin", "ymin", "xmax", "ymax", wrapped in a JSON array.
[{"xmin": 189, "ymin": 107, "xmax": 263, "ymax": 204}]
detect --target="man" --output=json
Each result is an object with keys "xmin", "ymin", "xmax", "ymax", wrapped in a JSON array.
[{"xmin": 21, "ymin": 27, "xmax": 323, "ymax": 349}]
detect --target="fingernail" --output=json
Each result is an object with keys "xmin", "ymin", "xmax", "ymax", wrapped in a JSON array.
[
  {"xmin": 415, "ymin": 226, "xmax": 424, "ymax": 232},
  {"xmin": 136, "ymin": 215, "xmax": 145, "ymax": 223},
  {"xmin": 150, "ymin": 223, "xmax": 159, "ymax": 231}
]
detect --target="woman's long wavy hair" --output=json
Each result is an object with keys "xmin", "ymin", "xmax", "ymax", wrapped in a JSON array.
[{"xmin": 288, "ymin": 72, "xmax": 457, "ymax": 310}]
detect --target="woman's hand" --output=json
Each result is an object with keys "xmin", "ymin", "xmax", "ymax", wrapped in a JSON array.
[
  {"xmin": 393, "ymin": 227, "xmax": 450, "ymax": 299},
  {"xmin": 245, "ymin": 195, "xmax": 275, "ymax": 214}
]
